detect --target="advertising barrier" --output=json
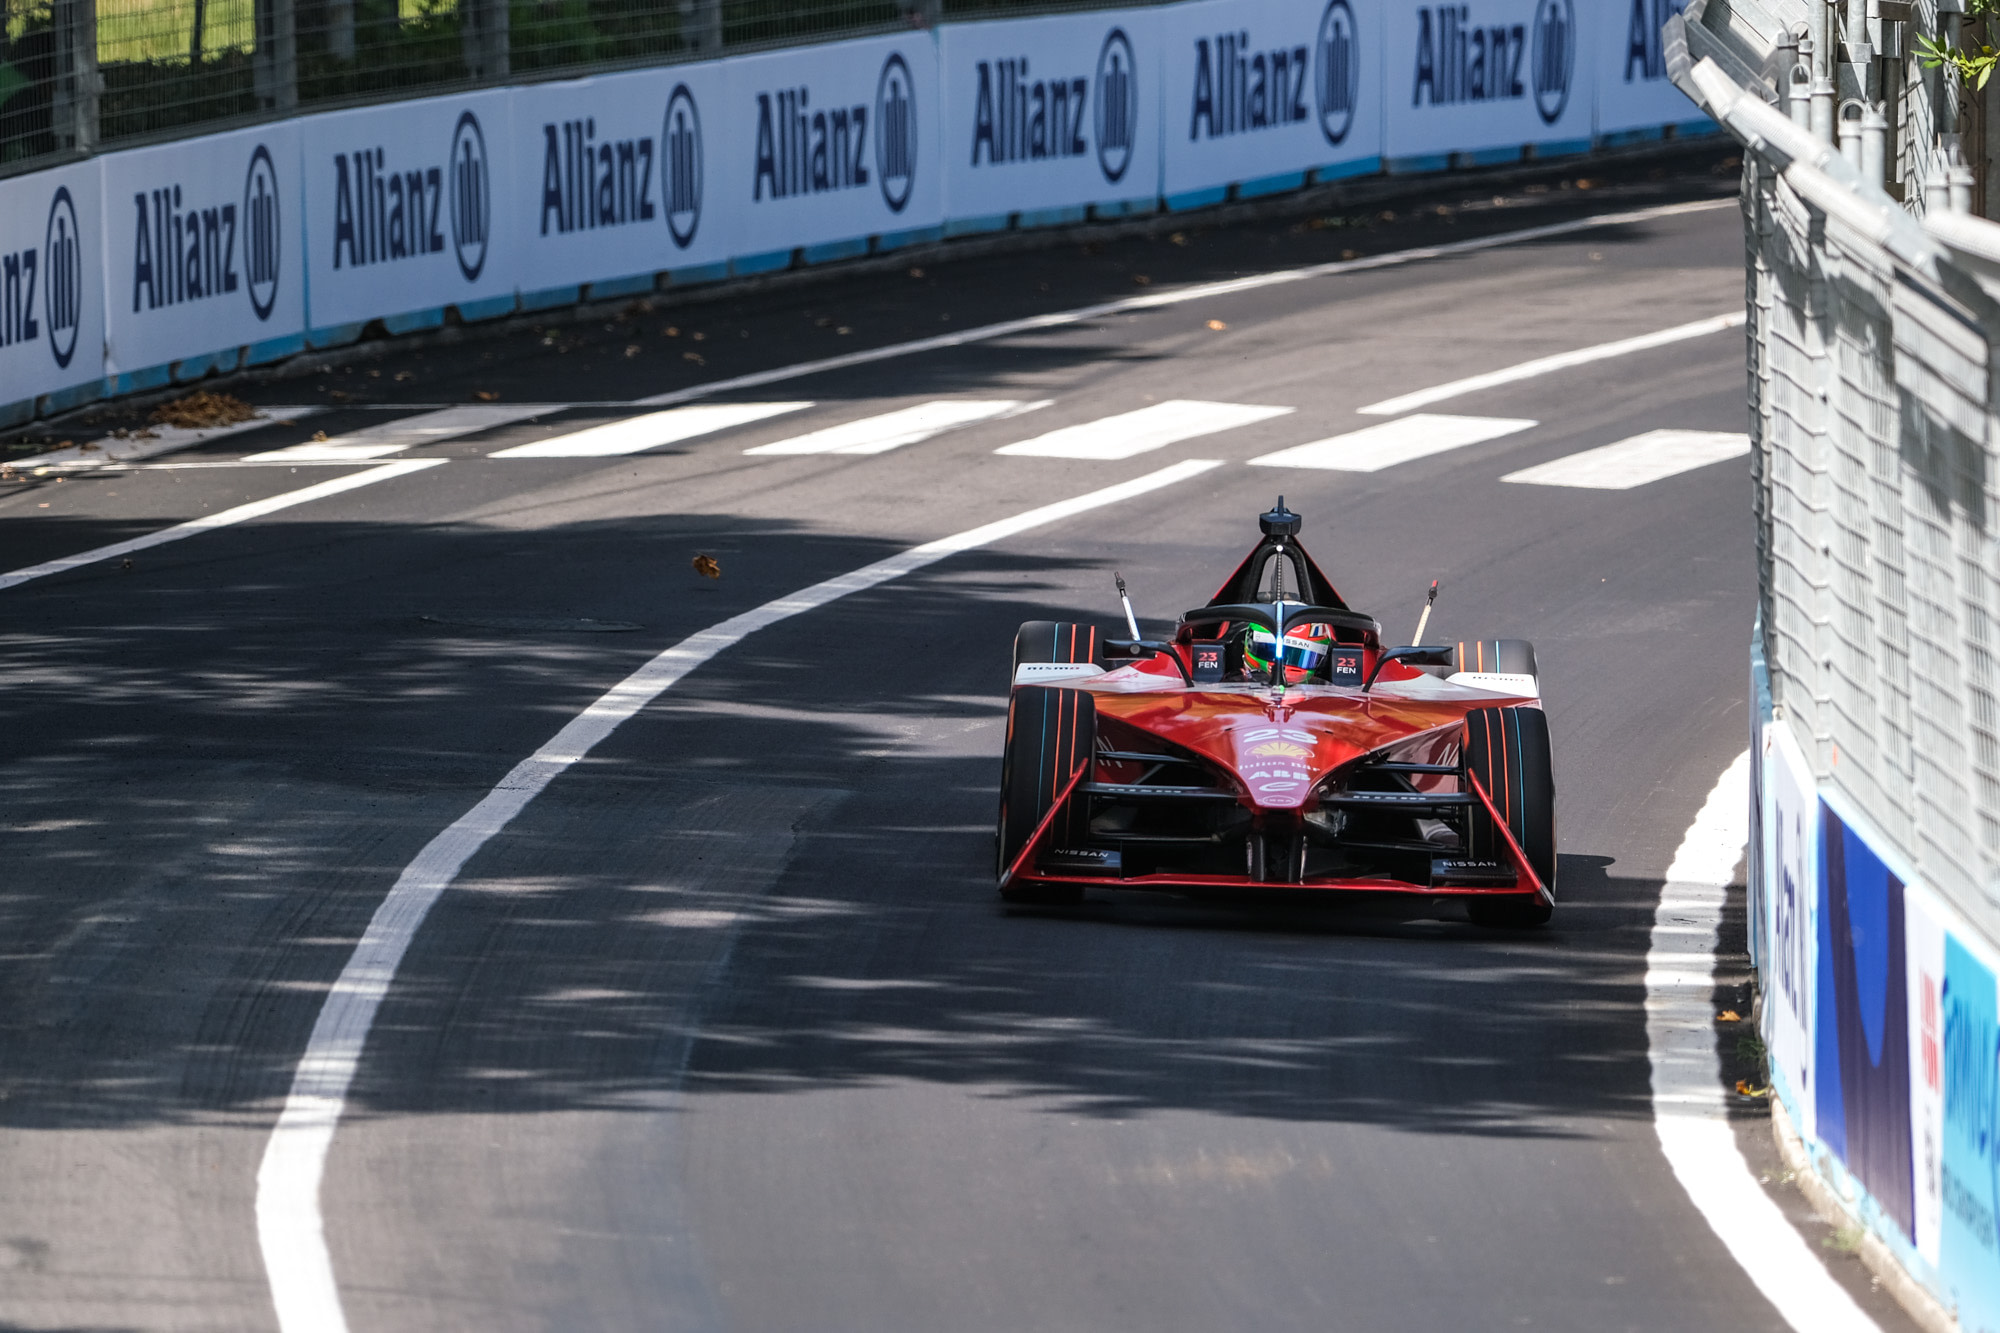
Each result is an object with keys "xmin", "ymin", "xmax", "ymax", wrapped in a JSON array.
[
  {"xmin": 0, "ymin": 0, "xmax": 1707, "ymax": 421},
  {"xmin": 0, "ymin": 161, "xmax": 102, "ymax": 409},
  {"xmin": 1159, "ymin": 0, "xmax": 1383, "ymax": 204},
  {"xmin": 940, "ymin": 10, "xmax": 1161, "ymax": 224},
  {"xmin": 102, "ymin": 124, "xmax": 304, "ymax": 378}
]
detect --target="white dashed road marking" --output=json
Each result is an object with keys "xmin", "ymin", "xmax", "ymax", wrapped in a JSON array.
[
  {"xmin": 995, "ymin": 400, "xmax": 1293, "ymax": 460},
  {"xmin": 488, "ymin": 402, "xmax": 811, "ymax": 457},
  {"xmin": 744, "ymin": 399, "xmax": 1046, "ymax": 455},
  {"xmin": 246, "ymin": 404, "xmax": 558, "ymax": 461},
  {"xmin": 1502, "ymin": 429, "xmax": 1750, "ymax": 489},
  {"xmin": 1248, "ymin": 413, "xmax": 1537, "ymax": 472}
]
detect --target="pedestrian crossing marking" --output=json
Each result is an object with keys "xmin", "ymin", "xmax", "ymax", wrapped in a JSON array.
[
  {"xmin": 744, "ymin": 399, "xmax": 1045, "ymax": 455},
  {"xmin": 1501, "ymin": 429, "xmax": 1750, "ymax": 489},
  {"xmin": 1248, "ymin": 413, "xmax": 1536, "ymax": 472},
  {"xmin": 488, "ymin": 402, "xmax": 811, "ymax": 458},
  {"xmin": 245, "ymin": 404, "xmax": 555, "ymax": 461},
  {"xmin": 995, "ymin": 400, "xmax": 1293, "ymax": 460}
]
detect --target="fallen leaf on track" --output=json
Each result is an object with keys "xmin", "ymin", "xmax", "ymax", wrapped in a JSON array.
[
  {"xmin": 1717, "ymin": 1009, "xmax": 1742, "ymax": 1022},
  {"xmin": 692, "ymin": 554, "xmax": 721, "ymax": 579},
  {"xmin": 1735, "ymin": 1079, "xmax": 1770, "ymax": 1098},
  {"xmin": 474, "ymin": 390, "xmax": 500, "ymax": 401},
  {"xmin": 683, "ymin": 351, "xmax": 706, "ymax": 365},
  {"xmin": 1206, "ymin": 319, "xmax": 1227, "ymax": 331},
  {"xmin": 152, "ymin": 391, "xmax": 255, "ymax": 429},
  {"xmin": 311, "ymin": 430, "xmax": 330, "ymax": 442}
]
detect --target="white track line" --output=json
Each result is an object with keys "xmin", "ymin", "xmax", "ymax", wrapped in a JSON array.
[
  {"xmin": 1249, "ymin": 413, "xmax": 1536, "ymax": 472},
  {"xmin": 1648, "ymin": 751, "xmax": 1882, "ymax": 1333},
  {"xmin": 254, "ymin": 456, "xmax": 1225, "ymax": 1333},
  {"xmin": 628, "ymin": 200, "xmax": 1734, "ymax": 410},
  {"xmin": 489, "ymin": 402, "xmax": 811, "ymax": 457},
  {"xmin": 245, "ymin": 404, "xmax": 557, "ymax": 461},
  {"xmin": 1357, "ymin": 311, "xmax": 1747, "ymax": 417},
  {"xmin": 744, "ymin": 399, "xmax": 1044, "ymax": 455},
  {"xmin": 1502, "ymin": 429, "xmax": 1751, "ymax": 489},
  {"xmin": 996, "ymin": 400, "xmax": 1292, "ymax": 459},
  {"xmin": 0, "ymin": 459, "xmax": 445, "ymax": 592}
]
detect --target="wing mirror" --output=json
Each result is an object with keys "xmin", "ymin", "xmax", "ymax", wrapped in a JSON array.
[
  {"xmin": 1108, "ymin": 638, "xmax": 1195, "ymax": 686},
  {"xmin": 1361, "ymin": 644, "xmax": 1455, "ymax": 693}
]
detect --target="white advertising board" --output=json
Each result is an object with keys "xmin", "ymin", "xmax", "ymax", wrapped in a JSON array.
[
  {"xmin": 939, "ymin": 10, "xmax": 1160, "ymax": 221},
  {"xmin": 300, "ymin": 88, "xmax": 517, "ymax": 329},
  {"xmin": 507, "ymin": 61, "xmax": 732, "ymax": 291},
  {"xmin": 1763, "ymin": 717, "xmax": 1818, "ymax": 1139},
  {"xmin": 0, "ymin": 160, "xmax": 101, "ymax": 405},
  {"xmin": 100, "ymin": 123, "xmax": 303, "ymax": 375},
  {"xmin": 1384, "ymin": 0, "xmax": 1594, "ymax": 159},
  {"xmin": 1594, "ymin": 0, "xmax": 1701, "ymax": 133},
  {"xmin": 1161, "ymin": 0, "xmax": 1383, "ymax": 199},
  {"xmin": 722, "ymin": 32, "xmax": 941, "ymax": 256}
]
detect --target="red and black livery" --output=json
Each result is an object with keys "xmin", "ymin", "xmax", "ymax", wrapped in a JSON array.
[{"xmin": 997, "ymin": 500, "xmax": 1557, "ymax": 927}]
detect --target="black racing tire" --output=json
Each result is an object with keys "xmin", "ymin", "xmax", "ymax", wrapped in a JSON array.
[
  {"xmin": 1450, "ymin": 639, "xmax": 1538, "ymax": 680},
  {"xmin": 1013, "ymin": 621, "xmax": 1108, "ymax": 678},
  {"xmin": 1463, "ymin": 705, "xmax": 1556, "ymax": 927},
  {"xmin": 996, "ymin": 685, "xmax": 1094, "ymax": 905}
]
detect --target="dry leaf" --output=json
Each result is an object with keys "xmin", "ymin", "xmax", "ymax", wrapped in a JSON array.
[
  {"xmin": 151, "ymin": 390, "xmax": 255, "ymax": 429},
  {"xmin": 1170, "ymin": 232, "xmax": 1188, "ymax": 246},
  {"xmin": 474, "ymin": 390, "xmax": 500, "ymax": 401},
  {"xmin": 1131, "ymin": 273, "xmax": 1151, "ymax": 286},
  {"xmin": 1341, "ymin": 249, "xmax": 1359, "ymax": 260},
  {"xmin": 908, "ymin": 266, "xmax": 925, "ymax": 278},
  {"xmin": 836, "ymin": 326, "xmax": 852, "ymax": 335},
  {"xmin": 1735, "ymin": 1079, "xmax": 1770, "ymax": 1098},
  {"xmin": 311, "ymin": 430, "xmax": 330, "ymax": 442},
  {"xmin": 1576, "ymin": 178, "xmax": 1598, "ymax": 190},
  {"xmin": 690, "ymin": 331, "xmax": 706, "ymax": 341},
  {"xmin": 624, "ymin": 344, "xmax": 641, "ymax": 358},
  {"xmin": 816, "ymin": 316, "xmax": 833, "ymax": 327},
  {"xmin": 683, "ymin": 351, "xmax": 706, "ymax": 365},
  {"xmin": 692, "ymin": 554, "xmax": 721, "ymax": 579},
  {"xmin": 120, "ymin": 557, "xmax": 133, "ymax": 571},
  {"xmin": 1378, "ymin": 209, "xmax": 1396, "ymax": 221},
  {"xmin": 394, "ymin": 370, "xmax": 415, "ymax": 382},
  {"xmin": 663, "ymin": 325, "xmax": 680, "ymax": 337},
  {"xmin": 1717, "ymin": 1009, "xmax": 1742, "ymax": 1022},
  {"xmin": 1206, "ymin": 319, "xmax": 1227, "ymax": 331}
]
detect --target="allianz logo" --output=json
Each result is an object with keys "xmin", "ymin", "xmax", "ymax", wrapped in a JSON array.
[
  {"xmin": 1413, "ymin": 0, "xmax": 1573, "ymax": 124},
  {"xmin": 755, "ymin": 52, "xmax": 916, "ymax": 213},
  {"xmin": 131, "ymin": 144, "xmax": 282, "ymax": 322},
  {"xmin": 536, "ymin": 85, "xmax": 704, "ymax": 249},
  {"xmin": 332, "ymin": 111, "xmax": 491, "ymax": 281},
  {"xmin": 969, "ymin": 28, "xmax": 1136, "ymax": 185},
  {"xmin": 1, "ymin": 186, "xmax": 84, "ymax": 368},
  {"xmin": 1191, "ymin": 0, "xmax": 1359, "ymax": 147},
  {"xmin": 1624, "ymin": 0, "xmax": 1686, "ymax": 82}
]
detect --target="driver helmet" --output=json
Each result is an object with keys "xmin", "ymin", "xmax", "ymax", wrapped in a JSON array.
[{"xmin": 1244, "ymin": 621, "xmax": 1335, "ymax": 684}]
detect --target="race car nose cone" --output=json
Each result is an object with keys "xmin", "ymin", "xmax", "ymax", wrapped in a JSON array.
[{"xmin": 1231, "ymin": 723, "xmax": 1323, "ymax": 808}]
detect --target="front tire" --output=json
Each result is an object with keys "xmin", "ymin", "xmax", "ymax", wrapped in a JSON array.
[
  {"xmin": 997, "ymin": 685, "xmax": 1094, "ymax": 905},
  {"xmin": 1463, "ymin": 704, "xmax": 1556, "ymax": 927}
]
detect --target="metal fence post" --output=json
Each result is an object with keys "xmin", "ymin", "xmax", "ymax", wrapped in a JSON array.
[
  {"xmin": 678, "ymin": 0, "xmax": 722, "ymax": 54},
  {"xmin": 461, "ymin": 0, "xmax": 509, "ymax": 81},
  {"xmin": 254, "ymin": 0, "xmax": 299, "ymax": 111},
  {"xmin": 328, "ymin": 0, "xmax": 356, "ymax": 62},
  {"xmin": 51, "ymin": 0, "xmax": 98, "ymax": 155}
]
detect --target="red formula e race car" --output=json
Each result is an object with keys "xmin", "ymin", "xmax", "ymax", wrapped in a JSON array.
[{"xmin": 997, "ymin": 499, "xmax": 1556, "ymax": 927}]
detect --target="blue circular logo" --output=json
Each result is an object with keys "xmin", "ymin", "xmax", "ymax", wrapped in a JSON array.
[
  {"xmin": 1531, "ymin": 0, "xmax": 1575, "ymax": 125},
  {"xmin": 242, "ymin": 144, "xmax": 281, "ymax": 320},
  {"xmin": 43, "ymin": 186, "xmax": 80, "ymax": 369},
  {"xmin": 662, "ymin": 84, "xmax": 703, "ymax": 249},
  {"xmin": 448, "ymin": 111, "xmax": 491, "ymax": 281},
  {"xmin": 875, "ymin": 54, "xmax": 916, "ymax": 214},
  {"xmin": 1094, "ymin": 28, "xmax": 1137, "ymax": 184},
  {"xmin": 1316, "ymin": 0, "xmax": 1359, "ymax": 146}
]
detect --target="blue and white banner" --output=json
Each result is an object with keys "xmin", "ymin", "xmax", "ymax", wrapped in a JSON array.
[
  {"xmin": 1384, "ymin": 0, "xmax": 1594, "ymax": 159},
  {"xmin": 507, "ymin": 62, "xmax": 731, "ymax": 291},
  {"xmin": 0, "ymin": 160, "xmax": 100, "ymax": 405},
  {"xmin": 939, "ymin": 10, "xmax": 1160, "ymax": 222},
  {"xmin": 300, "ymin": 89, "xmax": 517, "ymax": 329},
  {"xmin": 723, "ymin": 32, "xmax": 941, "ymax": 255},
  {"xmin": 1594, "ymin": 0, "xmax": 1700, "ymax": 132},
  {"xmin": 101, "ymin": 123, "xmax": 301, "ymax": 375},
  {"xmin": 1763, "ymin": 718, "xmax": 1818, "ymax": 1139},
  {"xmin": 1161, "ymin": 0, "xmax": 1383, "ymax": 199}
]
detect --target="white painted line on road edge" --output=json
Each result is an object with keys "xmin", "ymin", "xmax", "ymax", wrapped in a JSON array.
[
  {"xmin": 1502, "ymin": 429, "xmax": 1751, "ymax": 489},
  {"xmin": 1647, "ymin": 752, "xmax": 1882, "ymax": 1333},
  {"xmin": 488, "ymin": 401, "xmax": 810, "ymax": 457},
  {"xmin": 244, "ymin": 404, "xmax": 558, "ymax": 461},
  {"xmin": 253, "ymin": 455, "xmax": 1226, "ymax": 1333},
  {"xmin": 996, "ymin": 400, "xmax": 1292, "ymax": 459},
  {"xmin": 1357, "ymin": 312, "xmax": 1747, "ymax": 416},
  {"xmin": 0, "ymin": 459, "xmax": 446, "ymax": 593},
  {"xmin": 629, "ymin": 199, "xmax": 1735, "ymax": 410},
  {"xmin": 1248, "ymin": 413, "xmax": 1536, "ymax": 472},
  {"xmin": 744, "ymin": 398, "xmax": 1044, "ymax": 455}
]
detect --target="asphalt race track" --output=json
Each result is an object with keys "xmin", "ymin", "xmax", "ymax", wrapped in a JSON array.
[{"xmin": 0, "ymin": 153, "xmax": 1925, "ymax": 1332}]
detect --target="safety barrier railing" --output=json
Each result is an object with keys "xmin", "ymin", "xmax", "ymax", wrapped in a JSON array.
[{"xmin": 1671, "ymin": 1, "xmax": 2000, "ymax": 1324}]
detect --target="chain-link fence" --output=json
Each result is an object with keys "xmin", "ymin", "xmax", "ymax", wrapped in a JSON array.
[{"xmin": 0, "ymin": 0, "xmax": 1145, "ymax": 174}]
